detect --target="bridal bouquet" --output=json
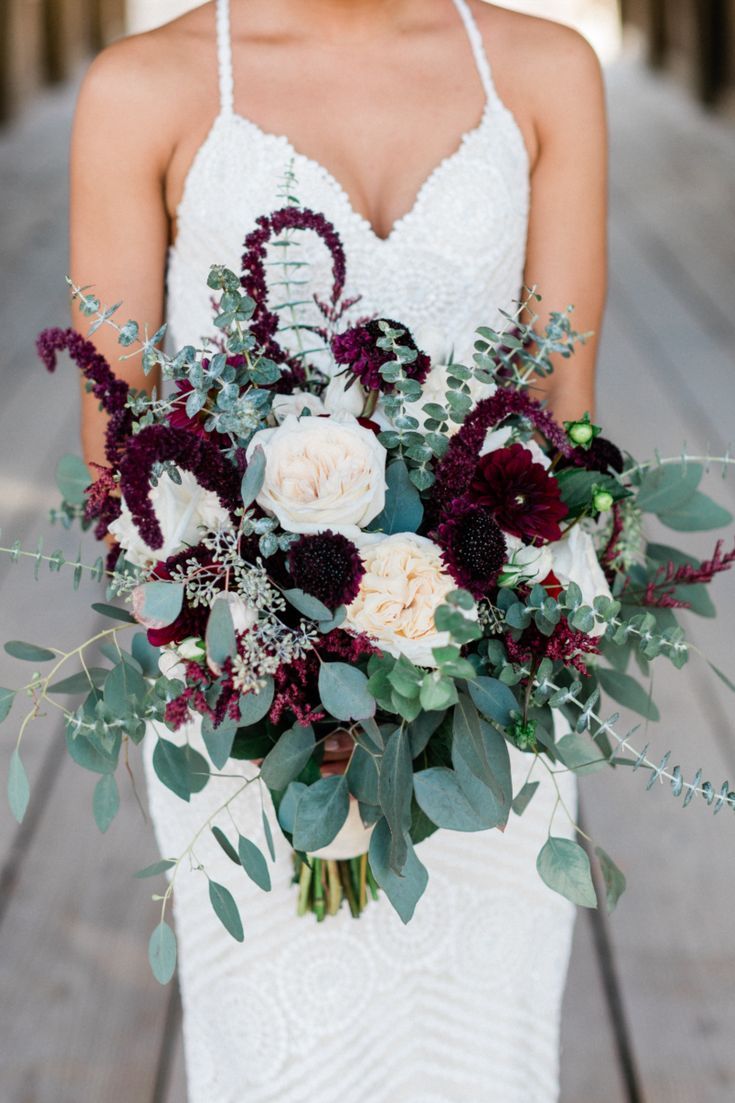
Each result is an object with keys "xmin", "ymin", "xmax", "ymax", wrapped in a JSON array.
[{"xmin": 2, "ymin": 201, "xmax": 734, "ymax": 983}]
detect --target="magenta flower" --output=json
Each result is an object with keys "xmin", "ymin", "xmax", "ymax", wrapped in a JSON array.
[
  {"xmin": 331, "ymin": 319, "xmax": 430, "ymax": 392},
  {"xmin": 287, "ymin": 531, "xmax": 365, "ymax": 610}
]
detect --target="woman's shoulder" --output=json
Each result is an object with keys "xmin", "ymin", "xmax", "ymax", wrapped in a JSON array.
[{"xmin": 74, "ymin": 4, "xmax": 219, "ymax": 152}]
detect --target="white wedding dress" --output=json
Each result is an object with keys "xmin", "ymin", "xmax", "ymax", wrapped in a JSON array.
[{"xmin": 143, "ymin": 2, "xmax": 578, "ymax": 1100}]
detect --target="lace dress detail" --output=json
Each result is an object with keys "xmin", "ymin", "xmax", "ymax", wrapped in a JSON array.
[{"xmin": 146, "ymin": 3, "xmax": 578, "ymax": 1100}]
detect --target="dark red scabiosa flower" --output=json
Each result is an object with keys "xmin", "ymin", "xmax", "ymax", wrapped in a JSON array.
[
  {"xmin": 331, "ymin": 319, "xmax": 431, "ymax": 392},
  {"xmin": 287, "ymin": 531, "xmax": 365, "ymax": 610},
  {"xmin": 436, "ymin": 502, "xmax": 507, "ymax": 598},
  {"xmin": 470, "ymin": 443, "xmax": 568, "ymax": 544}
]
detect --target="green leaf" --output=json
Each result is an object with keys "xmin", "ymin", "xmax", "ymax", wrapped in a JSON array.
[
  {"xmin": 536, "ymin": 837, "xmax": 597, "ymax": 908},
  {"xmin": 707, "ymin": 660, "xmax": 735, "ymax": 694},
  {"xmin": 131, "ymin": 633, "xmax": 162, "ymax": 677},
  {"xmin": 209, "ymin": 880, "xmax": 244, "ymax": 941},
  {"xmin": 238, "ymin": 836, "xmax": 272, "ymax": 892},
  {"xmin": 658, "ymin": 491, "xmax": 732, "ymax": 532},
  {"xmin": 414, "ymin": 767, "xmax": 496, "ymax": 831},
  {"xmin": 137, "ymin": 582, "xmax": 184, "ymax": 627},
  {"xmin": 148, "ymin": 920, "xmax": 177, "ymax": 985},
  {"xmin": 368, "ymin": 817, "xmax": 428, "ymax": 923},
  {"xmin": 5, "ymin": 640, "xmax": 56, "ymax": 663},
  {"xmin": 152, "ymin": 738, "xmax": 210, "ymax": 802},
  {"xmin": 595, "ymin": 846, "xmax": 626, "ymax": 914},
  {"xmin": 346, "ymin": 744, "xmax": 379, "ymax": 806},
  {"xmin": 48, "ymin": 668, "xmax": 108, "ymax": 694},
  {"xmin": 92, "ymin": 773, "xmax": 119, "ymax": 833},
  {"xmin": 201, "ymin": 717, "xmax": 238, "ymax": 771},
  {"xmin": 597, "ymin": 668, "xmax": 660, "ymax": 721},
  {"xmin": 206, "ymin": 595, "xmax": 237, "ymax": 668},
  {"xmin": 276, "ymin": 781, "xmax": 307, "ymax": 833},
  {"xmin": 104, "ymin": 661, "xmax": 148, "ymax": 718},
  {"xmin": 408, "ymin": 710, "xmax": 445, "ymax": 757},
  {"xmin": 419, "ymin": 672, "xmax": 458, "ymax": 712},
  {"xmin": 379, "ymin": 727, "xmax": 413, "ymax": 870},
  {"xmin": 91, "ymin": 602, "xmax": 137, "ymax": 624},
  {"xmin": 636, "ymin": 462, "xmax": 702, "ymax": 513},
  {"xmin": 452, "ymin": 694, "xmax": 506, "ymax": 804},
  {"xmin": 65, "ymin": 725, "xmax": 120, "ymax": 775},
  {"xmin": 56, "ymin": 453, "xmax": 91, "ymax": 506},
  {"xmin": 8, "ymin": 749, "xmax": 30, "ymax": 823},
  {"xmin": 241, "ymin": 446, "xmax": 266, "ymax": 508},
  {"xmin": 369, "ymin": 458, "xmax": 424, "ymax": 534},
  {"xmin": 134, "ymin": 859, "xmax": 175, "ymax": 879},
  {"xmin": 211, "ymin": 826, "xmax": 241, "ymax": 865},
  {"xmin": 292, "ymin": 775, "xmax": 350, "ymax": 852},
  {"xmin": 0, "ymin": 688, "xmax": 16, "ymax": 723},
  {"xmin": 238, "ymin": 678, "xmax": 275, "ymax": 727},
  {"xmin": 318, "ymin": 662, "xmax": 375, "ymax": 721},
  {"xmin": 283, "ymin": 588, "xmax": 332, "ymax": 621},
  {"xmin": 262, "ymin": 811, "xmax": 276, "ymax": 861},
  {"xmin": 557, "ymin": 469, "xmax": 627, "ymax": 515},
  {"xmin": 260, "ymin": 725, "xmax": 315, "ymax": 790},
  {"xmin": 512, "ymin": 780, "xmax": 540, "ymax": 816},
  {"xmin": 555, "ymin": 733, "xmax": 607, "ymax": 775},
  {"xmin": 468, "ymin": 676, "xmax": 519, "ymax": 728}
]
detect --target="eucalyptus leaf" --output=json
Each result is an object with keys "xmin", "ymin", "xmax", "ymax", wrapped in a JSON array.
[
  {"xmin": 206, "ymin": 595, "xmax": 237, "ymax": 668},
  {"xmin": 346, "ymin": 744, "xmax": 380, "ymax": 806},
  {"xmin": 5, "ymin": 640, "xmax": 56, "ymax": 663},
  {"xmin": 368, "ymin": 817, "xmax": 428, "ymax": 923},
  {"xmin": 452, "ymin": 695, "xmax": 505, "ymax": 804},
  {"xmin": 636, "ymin": 462, "xmax": 701, "ymax": 513},
  {"xmin": 8, "ymin": 749, "xmax": 30, "ymax": 823},
  {"xmin": 241, "ymin": 446, "xmax": 266, "ymax": 507},
  {"xmin": 555, "ymin": 733, "xmax": 607, "ymax": 775},
  {"xmin": 152, "ymin": 738, "xmax": 210, "ymax": 802},
  {"xmin": 413, "ymin": 767, "xmax": 493, "ymax": 831},
  {"xmin": 262, "ymin": 811, "xmax": 276, "ymax": 861},
  {"xmin": 92, "ymin": 773, "xmax": 120, "ymax": 833},
  {"xmin": 238, "ymin": 836, "xmax": 272, "ymax": 892},
  {"xmin": 512, "ymin": 780, "xmax": 540, "ymax": 816},
  {"xmin": 209, "ymin": 880, "xmax": 245, "ymax": 941},
  {"xmin": 0, "ymin": 688, "xmax": 16, "ymax": 722},
  {"xmin": 369, "ymin": 458, "xmax": 424, "ymax": 534},
  {"xmin": 238, "ymin": 678, "xmax": 275, "ymax": 727},
  {"xmin": 137, "ymin": 583, "xmax": 184, "ymax": 628},
  {"xmin": 283, "ymin": 588, "xmax": 332, "ymax": 621},
  {"xmin": 91, "ymin": 602, "xmax": 136, "ymax": 624},
  {"xmin": 56, "ymin": 453, "xmax": 91, "ymax": 506},
  {"xmin": 597, "ymin": 668, "xmax": 660, "ymax": 721},
  {"xmin": 135, "ymin": 859, "xmax": 175, "ymax": 879},
  {"xmin": 658, "ymin": 491, "xmax": 732, "ymax": 532},
  {"xmin": 292, "ymin": 775, "xmax": 350, "ymax": 852},
  {"xmin": 48, "ymin": 669, "xmax": 108, "ymax": 694},
  {"xmin": 595, "ymin": 846, "xmax": 626, "ymax": 914},
  {"xmin": 201, "ymin": 717, "xmax": 238, "ymax": 770},
  {"xmin": 260, "ymin": 725, "xmax": 315, "ymax": 790},
  {"xmin": 318, "ymin": 662, "xmax": 375, "ymax": 721},
  {"xmin": 148, "ymin": 920, "xmax": 177, "ymax": 985},
  {"xmin": 277, "ymin": 781, "xmax": 307, "ymax": 834},
  {"xmin": 536, "ymin": 837, "xmax": 597, "ymax": 908},
  {"xmin": 379, "ymin": 727, "xmax": 412, "ymax": 870},
  {"xmin": 212, "ymin": 825, "xmax": 241, "ymax": 865},
  {"xmin": 468, "ymin": 676, "xmax": 519, "ymax": 728}
]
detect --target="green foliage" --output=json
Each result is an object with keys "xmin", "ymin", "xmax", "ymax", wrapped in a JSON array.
[
  {"xmin": 318, "ymin": 662, "xmax": 375, "ymax": 721},
  {"xmin": 237, "ymin": 836, "xmax": 272, "ymax": 892},
  {"xmin": 468, "ymin": 676, "xmax": 519, "ymax": 728},
  {"xmin": 595, "ymin": 847, "xmax": 626, "ymax": 914},
  {"xmin": 211, "ymin": 826, "xmax": 241, "ymax": 865},
  {"xmin": 0, "ymin": 688, "xmax": 15, "ymax": 723},
  {"xmin": 148, "ymin": 921, "xmax": 177, "ymax": 985},
  {"xmin": 8, "ymin": 749, "xmax": 30, "ymax": 823},
  {"xmin": 368, "ymin": 458, "xmax": 424, "ymax": 534},
  {"xmin": 292, "ymin": 775, "xmax": 350, "ymax": 852},
  {"xmin": 135, "ymin": 859, "xmax": 175, "ymax": 879},
  {"xmin": 208, "ymin": 880, "xmax": 244, "ymax": 942},
  {"xmin": 201, "ymin": 717, "xmax": 238, "ymax": 771},
  {"xmin": 260, "ymin": 725, "xmax": 315, "ymax": 790},
  {"xmin": 241, "ymin": 446, "xmax": 266, "ymax": 507},
  {"xmin": 238, "ymin": 678, "xmax": 275, "ymax": 727},
  {"xmin": 597, "ymin": 668, "xmax": 660, "ymax": 721},
  {"xmin": 378, "ymin": 727, "xmax": 413, "ymax": 871},
  {"xmin": 55, "ymin": 454, "xmax": 91, "ymax": 507},
  {"xmin": 205, "ymin": 595, "xmax": 237, "ymax": 668},
  {"xmin": 93, "ymin": 773, "xmax": 120, "ymax": 833},
  {"xmin": 152, "ymin": 738, "xmax": 210, "ymax": 802},
  {"xmin": 283, "ymin": 588, "xmax": 332, "ymax": 621},
  {"xmin": 512, "ymin": 780, "xmax": 539, "ymax": 817},
  {"xmin": 5, "ymin": 641, "xmax": 56, "ymax": 663},
  {"xmin": 137, "ymin": 582, "xmax": 184, "ymax": 628},
  {"xmin": 368, "ymin": 817, "xmax": 428, "ymax": 923},
  {"xmin": 536, "ymin": 837, "xmax": 597, "ymax": 908}
]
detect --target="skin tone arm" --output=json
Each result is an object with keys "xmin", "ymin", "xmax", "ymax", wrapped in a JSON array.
[
  {"xmin": 516, "ymin": 23, "xmax": 608, "ymax": 422},
  {"xmin": 70, "ymin": 40, "xmax": 173, "ymax": 470}
]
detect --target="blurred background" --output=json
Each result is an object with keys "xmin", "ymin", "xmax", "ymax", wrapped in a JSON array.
[{"xmin": 1, "ymin": 2, "xmax": 734, "ymax": 1102}]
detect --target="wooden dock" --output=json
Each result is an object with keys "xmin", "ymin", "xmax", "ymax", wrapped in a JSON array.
[{"xmin": 0, "ymin": 58, "xmax": 734, "ymax": 1102}]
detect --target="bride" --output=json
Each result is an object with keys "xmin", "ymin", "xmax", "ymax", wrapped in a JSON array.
[{"xmin": 71, "ymin": 1, "xmax": 607, "ymax": 1100}]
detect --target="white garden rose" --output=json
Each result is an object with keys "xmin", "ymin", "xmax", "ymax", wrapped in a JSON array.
[
  {"xmin": 246, "ymin": 413, "xmax": 387, "ymax": 538},
  {"xmin": 271, "ymin": 392, "xmax": 325, "ymax": 423},
  {"xmin": 108, "ymin": 468, "xmax": 231, "ymax": 569},
  {"xmin": 481, "ymin": 426, "xmax": 551, "ymax": 469},
  {"xmin": 322, "ymin": 373, "xmax": 366, "ymax": 417},
  {"xmin": 345, "ymin": 533, "xmax": 459, "ymax": 667},
  {"xmin": 549, "ymin": 526, "xmax": 612, "ymax": 638}
]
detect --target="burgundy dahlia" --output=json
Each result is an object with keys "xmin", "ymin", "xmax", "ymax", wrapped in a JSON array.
[
  {"xmin": 469, "ymin": 443, "xmax": 568, "ymax": 544},
  {"xmin": 331, "ymin": 319, "xmax": 430, "ymax": 392},
  {"xmin": 287, "ymin": 531, "xmax": 365, "ymax": 610},
  {"xmin": 436, "ymin": 503, "xmax": 507, "ymax": 598}
]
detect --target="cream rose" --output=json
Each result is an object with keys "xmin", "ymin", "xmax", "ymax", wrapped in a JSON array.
[
  {"xmin": 246, "ymin": 413, "xmax": 387, "ymax": 538},
  {"xmin": 549, "ymin": 526, "xmax": 612, "ymax": 637},
  {"xmin": 322, "ymin": 374, "xmax": 366, "ymax": 417},
  {"xmin": 271, "ymin": 392, "xmax": 325, "ymax": 423},
  {"xmin": 345, "ymin": 533, "xmax": 459, "ymax": 667},
  {"xmin": 502, "ymin": 534, "xmax": 554, "ymax": 586},
  {"xmin": 108, "ymin": 468, "xmax": 231, "ymax": 569}
]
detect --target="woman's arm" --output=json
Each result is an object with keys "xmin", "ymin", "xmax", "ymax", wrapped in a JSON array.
[
  {"xmin": 517, "ymin": 24, "xmax": 608, "ymax": 422},
  {"xmin": 70, "ymin": 36, "xmax": 173, "ymax": 469}
]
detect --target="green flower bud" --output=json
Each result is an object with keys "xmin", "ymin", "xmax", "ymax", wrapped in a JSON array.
[
  {"xmin": 511, "ymin": 717, "xmax": 538, "ymax": 752},
  {"xmin": 564, "ymin": 412, "xmax": 601, "ymax": 450},
  {"xmin": 593, "ymin": 490, "xmax": 614, "ymax": 513}
]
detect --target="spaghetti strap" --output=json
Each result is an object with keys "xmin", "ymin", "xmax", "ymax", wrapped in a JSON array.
[
  {"xmin": 451, "ymin": 0, "xmax": 495, "ymax": 102},
  {"xmin": 216, "ymin": 0, "xmax": 235, "ymax": 116}
]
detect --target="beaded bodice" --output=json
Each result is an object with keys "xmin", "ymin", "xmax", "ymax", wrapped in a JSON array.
[{"xmin": 166, "ymin": 0, "xmax": 530, "ymax": 364}]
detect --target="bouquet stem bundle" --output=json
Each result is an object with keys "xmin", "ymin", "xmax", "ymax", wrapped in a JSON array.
[{"xmin": 294, "ymin": 853, "xmax": 379, "ymax": 920}]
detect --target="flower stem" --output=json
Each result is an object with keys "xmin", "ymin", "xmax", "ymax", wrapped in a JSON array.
[{"xmin": 296, "ymin": 858, "xmax": 312, "ymax": 917}]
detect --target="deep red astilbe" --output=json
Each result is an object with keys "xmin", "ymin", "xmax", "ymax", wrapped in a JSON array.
[
  {"xmin": 331, "ymin": 318, "xmax": 431, "ymax": 393},
  {"xmin": 631, "ymin": 538, "xmax": 735, "ymax": 610},
  {"xmin": 118, "ymin": 425, "xmax": 242, "ymax": 550},
  {"xmin": 505, "ymin": 620, "xmax": 600, "ymax": 677},
  {"xmin": 240, "ymin": 207, "xmax": 347, "ymax": 366},
  {"xmin": 270, "ymin": 629, "xmax": 379, "ymax": 727},
  {"xmin": 38, "ymin": 327, "xmax": 133, "ymax": 464},
  {"xmin": 431, "ymin": 387, "xmax": 579, "ymax": 520}
]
